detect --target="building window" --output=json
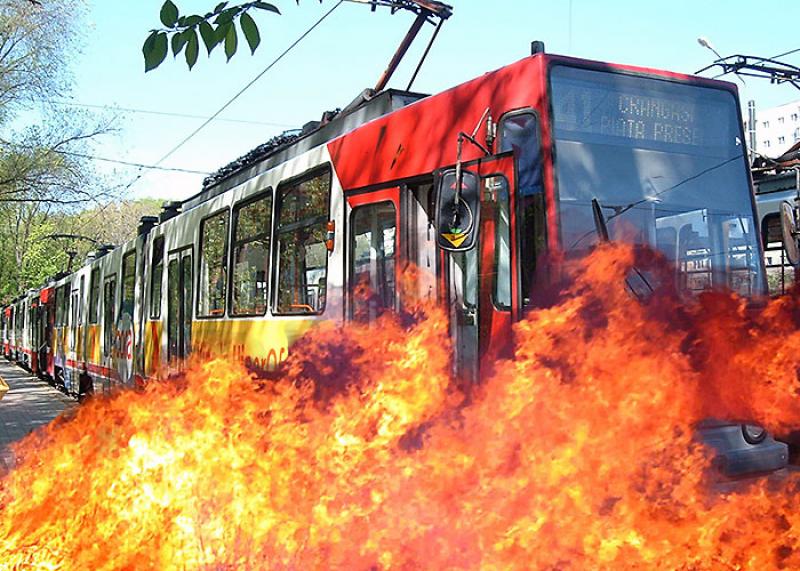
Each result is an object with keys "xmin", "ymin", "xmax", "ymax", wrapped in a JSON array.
[
  {"xmin": 763, "ymin": 121, "xmax": 770, "ymax": 128},
  {"xmin": 231, "ymin": 192, "xmax": 272, "ymax": 316},
  {"xmin": 779, "ymin": 117, "xmax": 785, "ymax": 124},
  {"xmin": 198, "ymin": 210, "xmax": 229, "ymax": 317},
  {"xmin": 275, "ymin": 168, "xmax": 331, "ymax": 315},
  {"xmin": 779, "ymin": 136, "xmax": 786, "ymax": 145},
  {"xmin": 765, "ymin": 140, "xmax": 771, "ymax": 148},
  {"xmin": 793, "ymin": 113, "xmax": 799, "ymax": 121},
  {"xmin": 794, "ymin": 128, "xmax": 800, "ymax": 142}
]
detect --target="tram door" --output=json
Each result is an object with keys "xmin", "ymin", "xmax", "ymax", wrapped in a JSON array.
[
  {"xmin": 347, "ymin": 188, "xmax": 400, "ymax": 321},
  {"xmin": 442, "ymin": 154, "xmax": 516, "ymax": 384},
  {"xmin": 167, "ymin": 249, "xmax": 193, "ymax": 366}
]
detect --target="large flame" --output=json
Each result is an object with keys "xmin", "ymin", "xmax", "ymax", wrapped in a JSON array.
[{"xmin": 3, "ymin": 244, "xmax": 800, "ymax": 570}]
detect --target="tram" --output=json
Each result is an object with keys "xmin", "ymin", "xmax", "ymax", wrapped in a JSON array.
[{"xmin": 1, "ymin": 46, "xmax": 787, "ymax": 475}]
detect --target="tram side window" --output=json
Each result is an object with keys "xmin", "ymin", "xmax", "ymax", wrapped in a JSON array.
[
  {"xmin": 275, "ymin": 169, "xmax": 331, "ymax": 315},
  {"xmin": 150, "ymin": 237, "xmax": 164, "ymax": 319},
  {"xmin": 499, "ymin": 111, "xmax": 546, "ymax": 306},
  {"xmin": 121, "ymin": 251, "xmax": 136, "ymax": 318},
  {"xmin": 350, "ymin": 202, "xmax": 397, "ymax": 321},
  {"xmin": 103, "ymin": 276, "xmax": 116, "ymax": 351},
  {"xmin": 491, "ymin": 176, "xmax": 512, "ymax": 310},
  {"xmin": 198, "ymin": 210, "xmax": 229, "ymax": 317},
  {"xmin": 89, "ymin": 268, "xmax": 101, "ymax": 324},
  {"xmin": 55, "ymin": 285, "xmax": 68, "ymax": 327},
  {"xmin": 232, "ymin": 193, "xmax": 272, "ymax": 316}
]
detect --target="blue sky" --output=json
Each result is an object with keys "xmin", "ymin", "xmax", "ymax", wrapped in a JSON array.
[{"xmin": 36, "ymin": 1, "xmax": 800, "ymax": 202}]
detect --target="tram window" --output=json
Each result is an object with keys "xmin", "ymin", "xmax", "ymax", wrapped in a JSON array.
[
  {"xmin": 150, "ymin": 237, "xmax": 164, "ymax": 319},
  {"xmin": 499, "ymin": 110, "xmax": 546, "ymax": 306},
  {"xmin": 491, "ymin": 176, "xmax": 512, "ymax": 310},
  {"xmin": 89, "ymin": 268, "xmax": 101, "ymax": 324},
  {"xmin": 56, "ymin": 285, "xmax": 70, "ymax": 327},
  {"xmin": 167, "ymin": 259, "xmax": 179, "ymax": 359},
  {"xmin": 231, "ymin": 193, "xmax": 272, "ymax": 316},
  {"xmin": 103, "ymin": 276, "xmax": 116, "ymax": 352},
  {"xmin": 275, "ymin": 168, "xmax": 331, "ymax": 315},
  {"xmin": 121, "ymin": 251, "xmax": 136, "ymax": 318},
  {"xmin": 350, "ymin": 202, "xmax": 397, "ymax": 321},
  {"xmin": 198, "ymin": 210, "xmax": 229, "ymax": 317}
]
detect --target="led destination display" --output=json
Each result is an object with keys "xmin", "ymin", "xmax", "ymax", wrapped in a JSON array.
[{"xmin": 551, "ymin": 66, "xmax": 736, "ymax": 153}]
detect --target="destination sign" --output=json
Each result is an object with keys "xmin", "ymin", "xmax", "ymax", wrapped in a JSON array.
[{"xmin": 551, "ymin": 67, "xmax": 735, "ymax": 152}]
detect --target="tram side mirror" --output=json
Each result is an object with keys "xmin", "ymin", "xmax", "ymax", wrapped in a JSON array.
[
  {"xmin": 435, "ymin": 168, "xmax": 480, "ymax": 252},
  {"xmin": 780, "ymin": 201, "xmax": 800, "ymax": 267}
]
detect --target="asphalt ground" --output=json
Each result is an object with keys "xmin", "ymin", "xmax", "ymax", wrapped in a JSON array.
[{"xmin": 0, "ymin": 359, "xmax": 76, "ymax": 474}]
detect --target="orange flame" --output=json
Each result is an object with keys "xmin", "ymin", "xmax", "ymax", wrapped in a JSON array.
[{"xmin": 3, "ymin": 243, "xmax": 800, "ymax": 570}]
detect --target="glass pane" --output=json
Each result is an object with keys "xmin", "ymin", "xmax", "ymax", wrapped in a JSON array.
[
  {"xmin": 121, "ymin": 251, "xmax": 136, "ymax": 317},
  {"xmin": 500, "ymin": 112, "xmax": 545, "ymax": 306},
  {"xmin": 150, "ymin": 238, "xmax": 164, "ymax": 319},
  {"xmin": 550, "ymin": 65, "xmax": 763, "ymax": 296},
  {"xmin": 276, "ymin": 171, "xmax": 331, "ymax": 314},
  {"xmin": 492, "ymin": 178, "xmax": 512, "ymax": 309},
  {"xmin": 182, "ymin": 255, "xmax": 193, "ymax": 357},
  {"xmin": 167, "ymin": 260, "xmax": 179, "ymax": 360},
  {"xmin": 89, "ymin": 269, "xmax": 101, "ymax": 324},
  {"xmin": 232, "ymin": 195, "xmax": 271, "ymax": 315},
  {"xmin": 103, "ymin": 279, "xmax": 115, "ymax": 352},
  {"xmin": 351, "ymin": 202, "xmax": 397, "ymax": 321},
  {"xmin": 198, "ymin": 211, "xmax": 229, "ymax": 317}
]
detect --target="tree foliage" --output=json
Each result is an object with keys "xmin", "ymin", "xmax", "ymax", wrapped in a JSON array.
[
  {"xmin": 0, "ymin": 1, "xmax": 118, "ymax": 301},
  {"xmin": 143, "ymin": 1, "xmax": 319, "ymax": 71}
]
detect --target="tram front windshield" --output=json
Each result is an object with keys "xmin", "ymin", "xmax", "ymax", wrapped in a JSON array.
[{"xmin": 550, "ymin": 65, "xmax": 764, "ymax": 296}]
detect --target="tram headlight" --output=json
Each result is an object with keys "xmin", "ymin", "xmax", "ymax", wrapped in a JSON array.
[{"xmin": 741, "ymin": 424, "xmax": 767, "ymax": 445}]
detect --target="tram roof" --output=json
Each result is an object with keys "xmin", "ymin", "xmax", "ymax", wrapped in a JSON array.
[{"xmin": 181, "ymin": 88, "xmax": 428, "ymax": 211}]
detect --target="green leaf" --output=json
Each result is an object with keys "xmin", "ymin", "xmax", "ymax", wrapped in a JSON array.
[
  {"xmin": 239, "ymin": 12, "xmax": 260, "ymax": 54},
  {"xmin": 253, "ymin": 2, "xmax": 280, "ymax": 14},
  {"xmin": 144, "ymin": 31, "xmax": 168, "ymax": 72},
  {"xmin": 214, "ymin": 2, "xmax": 228, "ymax": 13},
  {"xmin": 159, "ymin": 0, "xmax": 179, "ymax": 27},
  {"xmin": 185, "ymin": 30, "xmax": 199, "ymax": 69},
  {"xmin": 171, "ymin": 30, "xmax": 188, "ymax": 56},
  {"xmin": 199, "ymin": 20, "xmax": 216, "ymax": 54},
  {"xmin": 183, "ymin": 15, "xmax": 204, "ymax": 26},
  {"xmin": 214, "ymin": 7, "xmax": 237, "ymax": 25},
  {"xmin": 224, "ymin": 22, "xmax": 238, "ymax": 61}
]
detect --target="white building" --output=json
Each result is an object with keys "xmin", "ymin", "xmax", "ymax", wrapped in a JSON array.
[{"xmin": 745, "ymin": 99, "xmax": 800, "ymax": 156}]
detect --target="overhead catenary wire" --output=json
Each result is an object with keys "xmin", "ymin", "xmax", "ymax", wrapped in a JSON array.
[
  {"xmin": 132, "ymin": 0, "xmax": 345, "ymax": 188},
  {"xmin": 58, "ymin": 150, "xmax": 212, "ymax": 175},
  {"xmin": 42, "ymin": 100, "xmax": 297, "ymax": 128}
]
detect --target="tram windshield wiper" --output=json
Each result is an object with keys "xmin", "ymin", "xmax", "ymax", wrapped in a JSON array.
[{"xmin": 592, "ymin": 196, "xmax": 654, "ymax": 300}]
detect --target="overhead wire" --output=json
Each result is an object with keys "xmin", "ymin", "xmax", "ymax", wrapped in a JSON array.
[
  {"xmin": 125, "ymin": 0, "xmax": 346, "ymax": 192},
  {"xmin": 42, "ymin": 100, "xmax": 297, "ymax": 128}
]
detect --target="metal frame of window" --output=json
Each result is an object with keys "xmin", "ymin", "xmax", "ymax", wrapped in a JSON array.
[
  {"xmin": 273, "ymin": 164, "xmax": 333, "ymax": 316},
  {"xmin": 229, "ymin": 188, "xmax": 273, "ymax": 317},
  {"xmin": 196, "ymin": 207, "xmax": 231, "ymax": 319}
]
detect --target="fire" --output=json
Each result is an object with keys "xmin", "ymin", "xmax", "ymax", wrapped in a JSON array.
[{"xmin": 3, "ymin": 244, "xmax": 800, "ymax": 569}]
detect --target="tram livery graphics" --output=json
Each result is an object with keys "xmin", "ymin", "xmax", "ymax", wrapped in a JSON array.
[{"xmin": 1, "ymin": 52, "xmax": 779, "ymax": 476}]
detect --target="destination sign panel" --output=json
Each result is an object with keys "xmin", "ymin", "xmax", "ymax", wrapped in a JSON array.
[{"xmin": 551, "ymin": 66, "xmax": 736, "ymax": 152}]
